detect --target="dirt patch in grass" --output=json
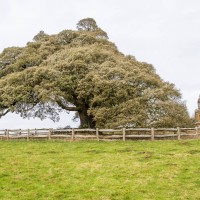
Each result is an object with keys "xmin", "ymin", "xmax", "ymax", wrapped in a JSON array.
[{"xmin": 187, "ymin": 149, "xmax": 200, "ymax": 154}]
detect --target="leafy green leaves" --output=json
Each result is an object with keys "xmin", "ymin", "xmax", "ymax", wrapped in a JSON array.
[{"xmin": 0, "ymin": 18, "xmax": 192, "ymax": 128}]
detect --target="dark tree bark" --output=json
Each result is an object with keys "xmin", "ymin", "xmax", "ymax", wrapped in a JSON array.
[{"xmin": 78, "ymin": 106, "xmax": 95, "ymax": 128}]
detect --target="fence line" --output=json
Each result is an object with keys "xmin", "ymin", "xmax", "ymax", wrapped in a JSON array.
[{"xmin": 0, "ymin": 127, "xmax": 199, "ymax": 141}]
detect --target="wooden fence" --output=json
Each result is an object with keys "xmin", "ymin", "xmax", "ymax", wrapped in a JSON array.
[{"xmin": 0, "ymin": 127, "xmax": 199, "ymax": 141}]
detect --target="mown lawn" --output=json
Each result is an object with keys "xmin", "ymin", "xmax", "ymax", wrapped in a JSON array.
[{"xmin": 1, "ymin": 140, "xmax": 200, "ymax": 200}]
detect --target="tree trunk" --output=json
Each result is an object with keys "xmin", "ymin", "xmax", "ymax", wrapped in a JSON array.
[{"xmin": 78, "ymin": 108, "xmax": 95, "ymax": 128}]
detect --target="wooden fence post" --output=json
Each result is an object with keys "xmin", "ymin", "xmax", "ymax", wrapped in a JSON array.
[
  {"xmin": 123, "ymin": 128, "xmax": 126, "ymax": 141},
  {"xmin": 4, "ymin": 129, "xmax": 6, "ymax": 140},
  {"xmin": 48, "ymin": 129, "xmax": 52, "ymax": 140},
  {"xmin": 71, "ymin": 128, "xmax": 75, "ymax": 141},
  {"xmin": 151, "ymin": 128, "xmax": 155, "ymax": 141},
  {"xmin": 27, "ymin": 129, "xmax": 30, "ymax": 141},
  {"xmin": 195, "ymin": 127, "xmax": 199, "ymax": 137},
  {"xmin": 6, "ymin": 129, "xmax": 9, "ymax": 141},
  {"xmin": 96, "ymin": 128, "xmax": 99, "ymax": 141},
  {"xmin": 177, "ymin": 127, "xmax": 181, "ymax": 140}
]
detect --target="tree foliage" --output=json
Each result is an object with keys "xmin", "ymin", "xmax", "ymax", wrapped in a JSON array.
[{"xmin": 0, "ymin": 18, "xmax": 193, "ymax": 128}]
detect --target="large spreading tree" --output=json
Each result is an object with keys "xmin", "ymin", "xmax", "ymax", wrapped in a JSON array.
[{"xmin": 0, "ymin": 18, "xmax": 192, "ymax": 128}]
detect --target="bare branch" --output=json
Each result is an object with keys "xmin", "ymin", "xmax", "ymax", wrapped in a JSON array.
[
  {"xmin": 23, "ymin": 103, "xmax": 37, "ymax": 112},
  {"xmin": 0, "ymin": 109, "xmax": 10, "ymax": 118},
  {"xmin": 56, "ymin": 100, "xmax": 78, "ymax": 111},
  {"xmin": 62, "ymin": 106, "xmax": 78, "ymax": 111}
]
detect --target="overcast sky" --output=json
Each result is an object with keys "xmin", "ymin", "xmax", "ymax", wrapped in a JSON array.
[{"xmin": 0, "ymin": 0, "xmax": 200, "ymax": 129}]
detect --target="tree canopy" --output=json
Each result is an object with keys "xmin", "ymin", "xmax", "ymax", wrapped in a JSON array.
[{"xmin": 0, "ymin": 18, "xmax": 192, "ymax": 128}]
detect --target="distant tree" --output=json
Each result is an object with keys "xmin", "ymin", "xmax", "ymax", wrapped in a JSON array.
[{"xmin": 0, "ymin": 18, "xmax": 193, "ymax": 128}]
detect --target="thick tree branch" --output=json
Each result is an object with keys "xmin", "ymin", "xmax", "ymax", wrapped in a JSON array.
[
  {"xmin": 56, "ymin": 100, "xmax": 78, "ymax": 111},
  {"xmin": 61, "ymin": 106, "xmax": 78, "ymax": 111},
  {"xmin": 0, "ymin": 109, "xmax": 10, "ymax": 118},
  {"xmin": 23, "ymin": 103, "xmax": 38, "ymax": 112}
]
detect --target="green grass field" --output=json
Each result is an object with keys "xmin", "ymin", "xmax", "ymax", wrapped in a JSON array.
[{"xmin": 1, "ymin": 140, "xmax": 200, "ymax": 200}]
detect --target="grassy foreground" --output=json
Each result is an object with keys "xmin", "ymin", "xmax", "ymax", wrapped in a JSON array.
[{"xmin": 1, "ymin": 140, "xmax": 200, "ymax": 200}]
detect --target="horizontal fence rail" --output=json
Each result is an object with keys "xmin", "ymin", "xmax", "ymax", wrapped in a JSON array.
[{"xmin": 0, "ymin": 127, "xmax": 199, "ymax": 141}]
